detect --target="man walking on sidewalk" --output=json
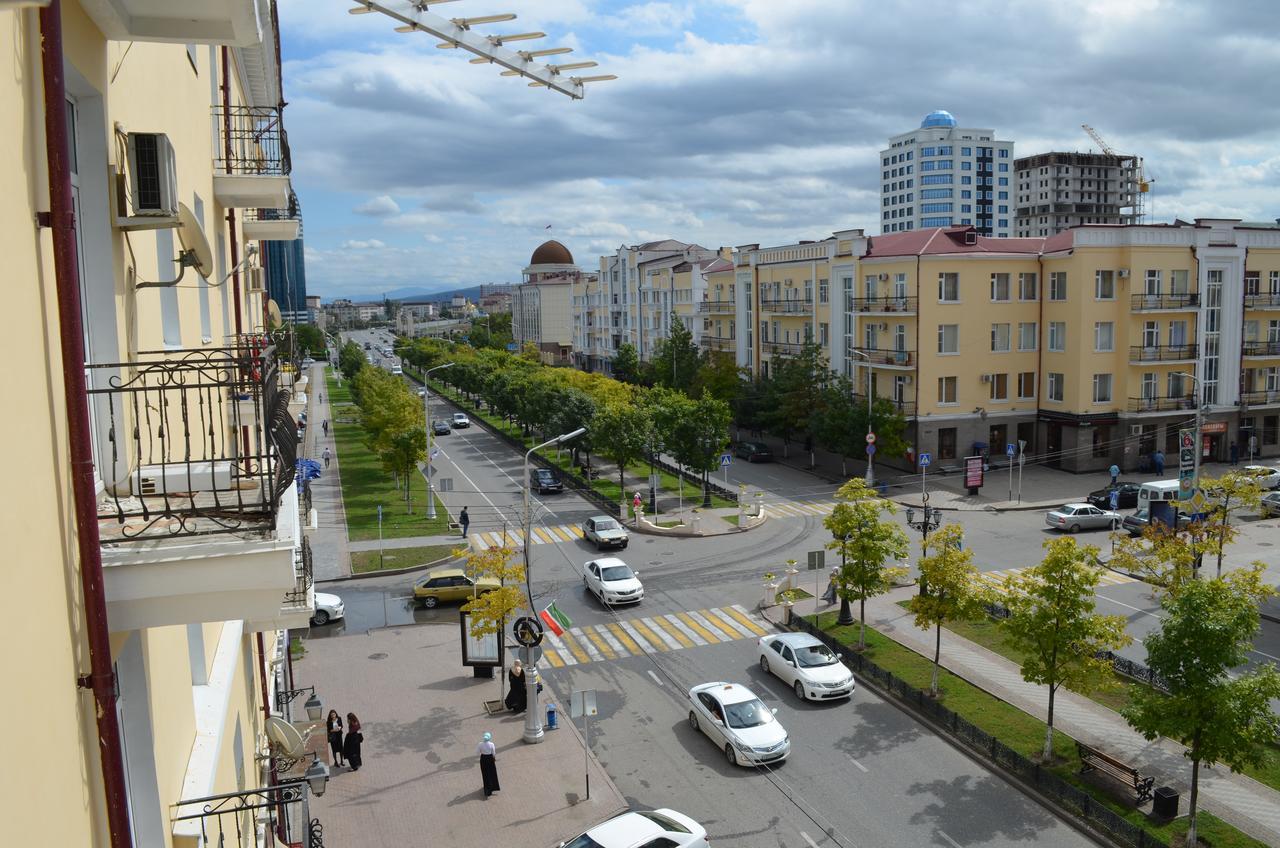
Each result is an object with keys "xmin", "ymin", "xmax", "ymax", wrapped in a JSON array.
[
  {"xmin": 460, "ymin": 506, "xmax": 469, "ymax": 538},
  {"xmin": 1109, "ymin": 463, "xmax": 1120, "ymax": 485},
  {"xmin": 323, "ymin": 447, "xmax": 331, "ymax": 469},
  {"xmin": 322, "ymin": 419, "xmax": 329, "ymax": 437}
]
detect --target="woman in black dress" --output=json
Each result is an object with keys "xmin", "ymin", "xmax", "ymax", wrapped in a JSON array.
[
  {"xmin": 478, "ymin": 732, "xmax": 500, "ymax": 797},
  {"xmin": 343, "ymin": 712, "xmax": 364, "ymax": 771},
  {"xmin": 504, "ymin": 660, "xmax": 527, "ymax": 714},
  {"xmin": 326, "ymin": 710, "xmax": 344, "ymax": 767}
]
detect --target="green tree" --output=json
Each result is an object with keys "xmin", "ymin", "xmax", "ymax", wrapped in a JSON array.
[
  {"xmin": 1001, "ymin": 538, "xmax": 1132, "ymax": 760},
  {"xmin": 379, "ymin": 426, "xmax": 426, "ymax": 510},
  {"xmin": 669, "ymin": 392, "xmax": 730, "ymax": 507},
  {"xmin": 650, "ymin": 314, "xmax": 700, "ymax": 394},
  {"xmin": 823, "ymin": 478, "xmax": 909, "ymax": 648},
  {"xmin": 765, "ymin": 341, "xmax": 828, "ymax": 462},
  {"xmin": 592, "ymin": 401, "xmax": 652, "ymax": 515},
  {"xmin": 551, "ymin": 388, "xmax": 596, "ymax": 465},
  {"xmin": 294, "ymin": 324, "xmax": 327, "ymax": 357},
  {"xmin": 611, "ymin": 342, "xmax": 644, "ymax": 385},
  {"xmin": 1199, "ymin": 471, "xmax": 1265, "ymax": 577},
  {"xmin": 337, "ymin": 340, "xmax": 365, "ymax": 382},
  {"xmin": 815, "ymin": 374, "xmax": 864, "ymax": 477},
  {"xmin": 1122, "ymin": 565, "xmax": 1280, "ymax": 846},
  {"xmin": 692, "ymin": 350, "xmax": 746, "ymax": 407},
  {"xmin": 907, "ymin": 524, "xmax": 987, "ymax": 696}
]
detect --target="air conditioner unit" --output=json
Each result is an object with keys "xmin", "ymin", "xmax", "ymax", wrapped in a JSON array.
[
  {"xmin": 246, "ymin": 266, "xmax": 265, "ymax": 294},
  {"xmin": 126, "ymin": 132, "xmax": 179, "ymax": 216},
  {"xmin": 878, "ymin": 273, "xmax": 889, "ymax": 281},
  {"xmin": 980, "ymin": 373, "xmax": 992, "ymax": 383},
  {"xmin": 878, "ymin": 323, "xmax": 889, "ymax": 331},
  {"xmin": 1118, "ymin": 268, "xmax": 1130, "ymax": 278},
  {"xmin": 1129, "ymin": 425, "xmax": 1143, "ymax": 436},
  {"xmin": 134, "ymin": 461, "xmax": 233, "ymax": 497}
]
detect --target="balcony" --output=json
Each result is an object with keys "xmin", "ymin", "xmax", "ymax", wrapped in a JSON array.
[
  {"xmin": 853, "ymin": 394, "xmax": 916, "ymax": 418},
  {"xmin": 848, "ymin": 296, "xmax": 918, "ymax": 314},
  {"xmin": 213, "ymin": 106, "xmax": 292, "ymax": 208},
  {"xmin": 1244, "ymin": 293, "xmax": 1280, "ymax": 310},
  {"xmin": 173, "ymin": 780, "xmax": 323, "ymax": 848},
  {"xmin": 759, "ymin": 297, "xmax": 813, "ymax": 315},
  {"xmin": 242, "ymin": 198, "xmax": 301, "ymax": 242},
  {"xmin": 698, "ymin": 301, "xmax": 736, "ymax": 314},
  {"xmin": 1128, "ymin": 344, "xmax": 1198, "ymax": 363},
  {"xmin": 764, "ymin": 340, "xmax": 806, "ymax": 356},
  {"xmin": 1241, "ymin": 390, "xmax": 1280, "ymax": 408},
  {"xmin": 91, "ymin": 338, "xmax": 305, "ymax": 630},
  {"xmin": 1243, "ymin": 341, "xmax": 1280, "ymax": 358},
  {"xmin": 83, "ymin": 0, "xmax": 262, "ymax": 45},
  {"xmin": 850, "ymin": 347, "xmax": 915, "ymax": 367},
  {"xmin": 702, "ymin": 335, "xmax": 735, "ymax": 351},
  {"xmin": 1130, "ymin": 292, "xmax": 1199, "ymax": 311},
  {"xmin": 1127, "ymin": 396, "xmax": 1195, "ymax": 413}
]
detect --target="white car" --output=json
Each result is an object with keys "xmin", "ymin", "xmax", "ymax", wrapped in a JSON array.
[
  {"xmin": 1240, "ymin": 465, "xmax": 1280, "ymax": 490},
  {"xmin": 451, "ymin": 412, "xmax": 471, "ymax": 428},
  {"xmin": 1044, "ymin": 503, "xmax": 1120, "ymax": 533},
  {"xmin": 758, "ymin": 632, "xmax": 856, "ymax": 701},
  {"xmin": 559, "ymin": 809, "xmax": 708, "ymax": 848},
  {"xmin": 687, "ymin": 682, "xmax": 789, "ymax": 767},
  {"xmin": 583, "ymin": 557, "xmax": 644, "ymax": 606},
  {"xmin": 311, "ymin": 592, "xmax": 344, "ymax": 627},
  {"xmin": 1261, "ymin": 491, "xmax": 1280, "ymax": 517}
]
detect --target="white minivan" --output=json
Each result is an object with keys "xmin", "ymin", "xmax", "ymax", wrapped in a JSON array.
[{"xmin": 1137, "ymin": 479, "xmax": 1183, "ymax": 511}]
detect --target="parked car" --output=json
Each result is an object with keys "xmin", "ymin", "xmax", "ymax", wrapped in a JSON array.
[
  {"xmin": 735, "ymin": 441, "xmax": 773, "ymax": 462},
  {"xmin": 451, "ymin": 413, "xmax": 471, "ymax": 428},
  {"xmin": 1086, "ymin": 481, "xmax": 1141, "ymax": 510},
  {"xmin": 558, "ymin": 809, "xmax": 708, "ymax": 848},
  {"xmin": 1045, "ymin": 503, "xmax": 1121, "ymax": 533},
  {"xmin": 583, "ymin": 557, "xmax": 644, "ymax": 606},
  {"xmin": 311, "ymin": 592, "xmax": 345, "ymax": 627},
  {"xmin": 412, "ymin": 567, "xmax": 499, "ymax": 608},
  {"xmin": 432, "ymin": 420, "xmax": 451, "ymax": 436},
  {"xmin": 687, "ymin": 682, "xmax": 789, "ymax": 767},
  {"xmin": 582, "ymin": 515, "xmax": 629, "ymax": 550},
  {"xmin": 417, "ymin": 388, "xmax": 426, "ymax": 397},
  {"xmin": 530, "ymin": 467, "xmax": 564, "ymax": 494},
  {"xmin": 1261, "ymin": 491, "xmax": 1280, "ymax": 517},
  {"xmin": 1240, "ymin": 465, "xmax": 1280, "ymax": 490},
  {"xmin": 1121, "ymin": 508, "xmax": 1193, "ymax": 536},
  {"xmin": 758, "ymin": 632, "xmax": 856, "ymax": 701}
]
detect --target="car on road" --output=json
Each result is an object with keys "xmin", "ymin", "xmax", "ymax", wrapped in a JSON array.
[
  {"xmin": 582, "ymin": 557, "xmax": 644, "ymax": 606},
  {"xmin": 417, "ymin": 388, "xmax": 426, "ymax": 397},
  {"xmin": 311, "ymin": 592, "xmax": 345, "ymax": 627},
  {"xmin": 757, "ymin": 632, "xmax": 855, "ymax": 701},
  {"xmin": 1261, "ymin": 491, "xmax": 1280, "ymax": 517},
  {"xmin": 1045, "ymin": 503, "xmax": 1120, "ymax": 533},
  {"xmin": 1121, "ymin": 508, "xmax": 1193, "ymax": 536},
  {"xmin": 1240, "ymin": 465, "xmax": 1280, "ymax": 490},
  {"xmin": 558, "ymin": 808, "xmax": 708, "ymax": 848},
  {"xmin": 412, "ymin": 567, "xmax": 499, "ymax": 609},
  {"xmin": 432, "ymin": 420, "xmax": 451, "ymax": 436},
  {"xmin": 1085, "ymin": 481, "xmax": 1141, "ymax": 510},
  {"xmin": 582, "ymin": 515, "xmax": 629, "ymax": 550},
  {"xmin": 687, "ymin": 681, "xmax": 789, "ymax": 767},
  {"xmin": 451, "ymin": 413, "xmax": 471, "ymax": 428},
  {"xmin": 735, "ymin": 441, "xmax": 773, "ymax": 462},
  {"xmin": 530, "ymin": 467, "xmax": 564, "ymax": 494}
]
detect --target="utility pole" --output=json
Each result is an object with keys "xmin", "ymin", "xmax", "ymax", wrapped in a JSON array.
[{"xmin": 422, "ymin": 362, "xmax": 455, "ymax": 520}]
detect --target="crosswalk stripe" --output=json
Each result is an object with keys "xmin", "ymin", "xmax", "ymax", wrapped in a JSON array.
[
  {"xmin": 723, "ymin": 605, "xmax": 769, "ymax": 636},
  {"xmin": 558, "ymin": 631, "xmax": 592, "ymax": 664},
  {"xmin": 651, "ymin": 615, "xmax": 696, "ymax": 648},
  {"xmin": 532, "ymin": 527, "xmax": 554, "ymax": 544},
  {"xmin": 552, "ymin": 526, "xmax": 576, "ymax": 542},
  {"xmin": 705, "ymin": 607, "xmax": 757, "ymax": 639},
  {"xmin": 662, "ymin": 614, "xmax": 707, "ymax": 646},
  {"xmin": 544, "ymin": 633, "xmax": 578, "ymax": 666},
  {"xmin": 677, "ymin": 611, "xmax": 722, "ymax": 644},
  {"xmin": 469, "ymin": 533, "xmax": 488, "ymax": 550},
  {"xmin": 594, "ymin": 625, "xmax": 627, "ymax": 656},
  {"xmin": 542, "ymin": 649, "xmax": 565, "ymax": 668},
  {"xmin": 579, "ymin": 627, "xmax": 615, "ymax": 660},
  {"xmin": 630, "ymin": 618, "xmax": 675, "ymax": 651},
  {"xmin": 695, "ymin": 608, "xmax": 744, "ymax": 641},
  {"xmin": 606, "ymin": 622, "xmax": 642, "ymax": 654}
]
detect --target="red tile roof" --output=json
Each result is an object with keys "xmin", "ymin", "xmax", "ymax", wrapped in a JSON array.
[
  {"xmin": 864, "ymin": 227, "xmax": 1049, "ymax": 258},
  {"xmin": 700, "ymin": 257, "xmax": 733, "ymax": 274}
]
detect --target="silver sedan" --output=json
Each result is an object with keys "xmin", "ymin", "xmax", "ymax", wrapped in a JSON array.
[{"xmin": 1045, "ymin": 503, "xmax": 1120, "ymax": 533}]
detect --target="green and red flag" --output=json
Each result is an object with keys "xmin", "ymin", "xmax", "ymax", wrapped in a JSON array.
[{"xmin": 539, "ymin": 602, "xmax": 572, "ymax": 637}]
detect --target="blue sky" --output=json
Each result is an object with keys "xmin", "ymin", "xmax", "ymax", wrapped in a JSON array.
[{"xmin": 277, "ymin": 1, "xmax": 1280, "ymax": 299}]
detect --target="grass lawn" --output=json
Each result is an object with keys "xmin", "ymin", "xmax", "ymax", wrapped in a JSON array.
[
  {"xmin": 654, "ymin": 519, "xmax": 684, "ymax": 528},
  {"xmin": 351, "ymin": 544, "xmax": 458, "ymax": 574},
  {"xmin": 328, "ymin": 374, "xmax": 451, "ymax": 541},
  {"xmin": 812, "ymin": 611, "xmax": 1268, "ymax": 848},
  {"xmin": 723, "ymin": 514, "xmax": 740, "ymax": 526}
]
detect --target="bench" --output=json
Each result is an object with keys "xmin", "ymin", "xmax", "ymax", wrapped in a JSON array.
[{"xmin": 1077, "ymin": 742, "xmax": 1154, "ymax": 805}]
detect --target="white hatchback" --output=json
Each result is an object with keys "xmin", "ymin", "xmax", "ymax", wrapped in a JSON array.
[
  {"xmin": 583, "ymin": 557, "xmax": 644, "ymax": 606},
  {"xmin": 758, "ymin": 632, "xmax": 855, "ymax": 701},
  {"xmin": 559, "ymin": 808, "xmax": 708, "ymax": 848},
  {"xmin": 687, "ymin": 682, "xmax": 789, "ymax": 767}
]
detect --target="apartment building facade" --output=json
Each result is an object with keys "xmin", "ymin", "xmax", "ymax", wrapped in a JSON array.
[
  {"xmin": 4, "ymin": 3, "xmax": 321, "ymax": 847},
  {"xmin": 514, "ymin": 239, "xmax": 583, "ymax": 365},
  {"xmin": 881, "ymin": 111, "xmax": 1016, "ymax": 238},
  {"xmin": 1014, "ymin": 151, "xmax": 1141, "ymax": 237}
]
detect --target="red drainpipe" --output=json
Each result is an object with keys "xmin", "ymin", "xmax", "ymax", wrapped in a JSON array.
[
  {"xmin": 221, "ymin": 46, "xmax": 243, "ymax": 336},
  {"xmin": 39, "ymin": 4, "xmax": 134, "ymax": 846}
]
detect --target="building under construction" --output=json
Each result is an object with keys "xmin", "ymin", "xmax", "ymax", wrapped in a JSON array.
[{"xmin": 1013, "ymin": 150, "xmax": 1144, "ymax": 237}]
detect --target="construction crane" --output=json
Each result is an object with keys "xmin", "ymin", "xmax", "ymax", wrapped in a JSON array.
[{"xmin": 1081, "ymin": 124, "xmax": 1151, "ymax": 222}]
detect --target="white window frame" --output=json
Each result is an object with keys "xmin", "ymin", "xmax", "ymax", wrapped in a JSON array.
[{"xmin": 1092, "ymin": 373, "xmax": 1112, "ymax": 404}]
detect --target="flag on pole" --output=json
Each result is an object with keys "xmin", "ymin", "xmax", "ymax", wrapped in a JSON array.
[{"xmin": 539, "ymin": 601, "xmax": 572, "ymax": 637}]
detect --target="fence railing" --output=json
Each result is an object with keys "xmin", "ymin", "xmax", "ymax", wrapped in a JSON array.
[
  {"xmin": 1240, "ymin": 390, "xmax": 1280, "ymax": 407},
  {"xmin": 849, "ymin": 347, "xmax": 914, "ymax": 366},
  {"xmin": 1129, "ymin": 293, "xmax": 1198, "ymax": 311},
  {"xmin": 698, "ymin": 301, "xmax": 735, "ymax": 313},
  {"xmin": 1126, "ymin": 396, "xmax": 1194, "ymax": 412},
  {"xmin": 213, "ymin": 105, "xmax": 292, "ymax": 176},
  {"xmin": 1242, "ymin": 340, "xmax": 1280, "ymax": 357},
  {"xmin": 1243, "ymin": 292, "xmax": 1280, "ymax": 309},
  {"xmin": 284, "ymin": 537, "xmax": 314, "ymax": 612},
  {"xmin": 650, "ymin": 454, "xmax": 738, "ymax": 503},
  {"xmin": 1128, "ymin": 344, "xmax": 1197, "ymax": 362},
  {"xmin": 759, "ymin": 298, "xmax": 812, "ymax": 314},
  {"xmin": 849, "ymin": 295, "xmax": 918, "ymax": 313}
]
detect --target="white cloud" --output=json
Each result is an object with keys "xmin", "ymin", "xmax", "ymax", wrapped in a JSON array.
[
  {"xmin": 353, "ymin": 195, "xmax": 400, "ymax": 217},
  {"xmin": 341, "ymin": 239, "xmax": 386, "ymax": 249}
]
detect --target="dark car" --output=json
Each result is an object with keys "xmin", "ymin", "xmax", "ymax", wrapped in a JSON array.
[
  {"xmin": 1122, "ymin": 508, "xmax": 1192, "ymax": 536},
  {"xmin": 432, "ymin": 420, "xmax": 451, "ymax": 436},
  {"xmin": 736, "ymin": 441, "xmax": 773, "ymax": 463},
  {"xmin": 530, "ymin": 467, "xmax": 564, "ymax": 494},
  {"xmin": 1086, "ymin": 481, "xmax": 1141, "ymax": 510}
]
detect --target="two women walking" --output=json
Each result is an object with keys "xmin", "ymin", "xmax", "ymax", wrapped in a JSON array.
[{"xmin": 325, "ymin": 709, "xmax": 364, "ymax": 772}]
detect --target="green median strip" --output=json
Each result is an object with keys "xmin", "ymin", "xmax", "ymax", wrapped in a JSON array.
[{"xmin": 350, "ymin": 544, "xmax": 458, "ymax": 574}]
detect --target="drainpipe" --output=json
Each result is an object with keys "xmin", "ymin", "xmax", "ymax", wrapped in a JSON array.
[
  {"xmin": 257, "ymin": 631, "xmax": 285, "ymax": 846},
  {"xmin": 39, "ymin": 4, "xmax": 134, "ymax": 847},
  {"xmin": 221, "ymin": 46, "xmax": 243, "ymax": 336}
]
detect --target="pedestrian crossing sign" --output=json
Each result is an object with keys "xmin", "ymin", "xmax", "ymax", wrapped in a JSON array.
[{"xmin": 720, "ymin": 453, "xmax": 732, "ymax": 466}]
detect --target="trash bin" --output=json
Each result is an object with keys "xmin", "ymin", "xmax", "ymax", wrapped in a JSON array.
[
  {"xmin": 1152, "ymin": 786, "xmax": 1178, "ymax": 819},
  {"xmin": 545, "ymin": 701, "xmax": 558, "ymax": 730}
]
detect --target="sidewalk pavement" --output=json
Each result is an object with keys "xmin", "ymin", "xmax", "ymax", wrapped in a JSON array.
[
  {"xmin": 304, "ymin": 364, "xmax": 352, "ymax": 580},
  {"xmin": 762, "ymin": 588, "xmax": 1280, "ymax": 845},
  {"xmin": 291, "ymin": 623, "xmax": 628, "ymax": 848}
]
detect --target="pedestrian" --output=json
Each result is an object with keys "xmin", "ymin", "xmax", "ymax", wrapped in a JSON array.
[
  {"xmin": 1109, "ymin": 463, "xmax": 1120, "ymax": 485},
  {"xmin": 632, "ymin": 491, "xmax": 643, "ymax": 525},
  {"xmin": 477, "ymin": 732, "xmax": 500, "ymax": 797},
  {"xmin": 323, "ymin": 447, "xmax": 331, "ymax": 469},
  {"xmin": 326, "ymin": 710, "xmax": 345, "ymax": 767},
  {"xmin": 343, "ymin": 713, "xmax": 363, "ymax": 771},
  {"xmin": 504, "ymin": 660, "xmax": 527, "ymax": 713},
  {"xmin": 1230, "ymin": 441, "xmax": 1239, "ymax": 466},
  {"xmin": 322, "ymin": 419, "xmax": 329, "ymax": 437},
  {"xmin": 460, "ymin": 506, "xmax": 470, "ymax": 538},
  {"xmin": 1153, "ymin": 449, "xmax": 1165, "ymax": 476}
]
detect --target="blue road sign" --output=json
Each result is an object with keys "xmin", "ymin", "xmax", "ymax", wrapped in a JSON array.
[
  {"xmin": 1006, "ymin": 443, "xmax": 1016, "ymax": 457},
  {"xmin": 1110, "ymin": 489, "xmax": 1119, "ymax": 510},
  {"xmin": 377, "ymin": 504, "xmax": 383, "ymax": 520},
  {"xmin": 720, "ymin": 453, "xmax": 732, "ymax": 467},
  {"xmin": 866, "ymin": 444, "xmax": 876, "ymax": 456},
  {"xmin": 919, "ymin": 452, "xmax": 932, "ymax": 468}
]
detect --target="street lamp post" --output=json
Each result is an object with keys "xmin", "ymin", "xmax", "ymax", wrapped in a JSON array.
[
  {"xmin": 905, "ymin": 504, "xmax": 941, "ymax": 596},
  {"xmin": 849, "ymin": 349, "xmax": 875, "ymax": 487},
  {"xmin": 523, "ymin": 426, "xmax": 587, "ymax": 744},
  {"xmin": 422, "ymin": 362, "xmax": 455, "ymax": 520}
]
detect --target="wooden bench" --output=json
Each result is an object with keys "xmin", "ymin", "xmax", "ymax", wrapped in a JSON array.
[{"xmin": 1077, "ymin": 742, "xmax": 1154, "ymax": 805}]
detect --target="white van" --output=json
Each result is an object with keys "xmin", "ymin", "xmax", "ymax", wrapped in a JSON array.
[
  {"xmin": 391, "ymin": 364, "xmax": 403, "ymax": 376},
  {"xmin": 1137, "ymin": 479, "xmax": 1192, "ymax": 511}
]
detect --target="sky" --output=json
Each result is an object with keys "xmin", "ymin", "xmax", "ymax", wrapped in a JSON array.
[{"xmin": 277, "ymin": 0, "xmax": 1280, "ymax": 299}]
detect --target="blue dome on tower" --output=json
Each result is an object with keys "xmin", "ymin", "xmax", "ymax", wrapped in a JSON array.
[{"xmin": 920, "ymin": 110, "xmax": 957, "ymax": 128}]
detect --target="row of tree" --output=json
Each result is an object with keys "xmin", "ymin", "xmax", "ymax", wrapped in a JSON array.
[
  {"xmin": 823, "ymin": 472, "xmax": 1279, "ymax": 846},
  {"xmin": 338, "ymin": 340, "xmax": 426, "ymax": 511}
]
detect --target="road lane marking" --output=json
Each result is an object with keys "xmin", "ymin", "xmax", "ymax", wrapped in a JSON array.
[
  {"xmin": 551, "ymin": 526, "xmax": 577, "ymax": 542},
  {"xmin": 542, "ymin": 649, "xmax": 565, "ymax": 668},
  {"xmin": 533, "ymin": 527, "xmax": 556, "ymax": 544},
  {"xmin": 704, "ymin": 607, "xmax": 756, "ymax": 639},
  {"xmin": 726, "ymin": 605, "xmax": 769, "ymax": 635},
  {"xmin": 631, "ymin": 618, "xmax": 676, "ymax": 651},
  {"xmin": 799, "ymin": 831, "xmax": 820, "ymax": 848},
  {"xmin": 556, "ymin": 631, "xmax": 591, "ymax": 664},
  {"xmin": 606, "ymin": 622, "xmax": 642, "ymax": 654},
  {"xmin": 847, "ymin": 754, "xmax": 869, "ymax": 773},
  {"xmin": 595, "ymin": 625, "xmax": 627, "ymax": 656},
  {"xmin": 579, "ymin": 627, "xmax": 615, "ymax": 660},
  {"xmin": 651, "ymin": 615, "xmax": 697, "ymax": 648},
  {"xmin": 647, "ymin": 670, "xmax": 664, "ymax": 686},
  {"xmin": 696, "ymin": 608, "xmax": 746, "ymax": 641},
  {"xmin": 676, "ymin": 611, "xmax": 721, "ymax": 644},
  {"xmin": 661, "ymin": 614, "xmax": 707, "ymax": 646},
  {"xmin": 937, "ymin": 829, "xmax": 962, "ymax": 848}
]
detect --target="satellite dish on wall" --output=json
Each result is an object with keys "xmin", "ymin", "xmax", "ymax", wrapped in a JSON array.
[
  {"xmin": 265, "ymin": 716, "xmax": 306, "ymax": 758},
  {"xmin": 176, "ymin": 202, "xmax": 215, "ymax": 278},
  {"xmin": 267, "ymin": 299, "xmax": 283, "ymax": 328}
]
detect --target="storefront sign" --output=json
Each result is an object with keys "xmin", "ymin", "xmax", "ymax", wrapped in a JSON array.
[{"xmin": 964, "ymin": 455, "xmax": 984, "ymax": 489}]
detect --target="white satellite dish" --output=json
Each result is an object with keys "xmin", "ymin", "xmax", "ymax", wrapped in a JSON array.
[
  {"xmin": 176, "ymin": 202, "xmax": 215, "ymax": 278},
  {"xmin": 265, "ymin": 715, "xmax": 306, "ymax": 758}
]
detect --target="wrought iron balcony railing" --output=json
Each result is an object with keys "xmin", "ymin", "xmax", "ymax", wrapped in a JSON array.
[
  {"xmin": 1128, "ymin": 343, "xmax": 1198, "ymax": 362},
  {"xmin": 213, "ymin": 105, "xmax": 292, "ymax": 176},
  {"xmin": 1130, "ymin": 292, "xmax": 1199, "ymax": 311},
  {"xmin": 853, "ymin": 394, "xmax": 916, "ymax": 417},
  {"xmin": 90, "ymin": 337, "xmax": 297, "ymax": 543},
  {"xmin": 759, "ymin": 297, "xmax": 813, "ymax": 314},
  {"xmin": 1244, "ymin": 293, "xmax": 1280, "ymax": 309},
  {"xmin": 764, "ymin": 340, "xmax": 807, "ymax": 356},
  {"xmin": 1127, "ymin": 396, "xmax": 1195, "ymax": 412},
  {"xmin": 173, "ymin": 780, "xmax": 322, "ymax": 848},
  {"xmin": 848, "ymin": 296, "xmax": 918, "ymax": 313},
  {"xmin": 701, "ymin": 335, "xmax": 734, "ymax": 349},
  {"xmin": 1243, "ymin": 340, "xmax": 1280, "ymax": 357},
  {"xmin": 850, "ymin": 347, "xmax": 915, "ymax": 366},
  {"xmin": 1241, "ymin": 390, "xmax": 1280, "ymax": 406},
  {"xmin": 698, "ymin": 301, "xmax": 735, "ymax": 313},
  {"xmin": 284, "ymin": 537, "xmax": 314, "ymax": 612}
]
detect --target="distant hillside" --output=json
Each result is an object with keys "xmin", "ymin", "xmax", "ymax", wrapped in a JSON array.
[{"xmin": 323, "ymin": 283, "xmax": 513, "ymax": 303}]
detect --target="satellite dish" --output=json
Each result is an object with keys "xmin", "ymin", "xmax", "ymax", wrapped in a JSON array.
[
  {"xmin": 265, "ymin": 716, "xmax": 306, "ymax": 758},
  {"xmin": 176, "ymin": 203, "xmax": 215, "ymax": 278},
  {"xmin": 267, "ymin": 299, "xmax": 283, "ymax": 328}
]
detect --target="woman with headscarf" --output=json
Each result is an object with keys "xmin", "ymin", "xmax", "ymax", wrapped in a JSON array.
[
  {"xmin": 343, "ymin": 712, "xmax": 364, "ymax": 771},
  {"xmin": 325, "ymin": 710, "xmax": 344, "ymax": 767},
  {"xmin": 477, "ymin": 731, "xmax": 500, "ymax": 797},
  {"xmin": 504, "ymin": 659, "xmax": 527, "ymax": 714}
]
